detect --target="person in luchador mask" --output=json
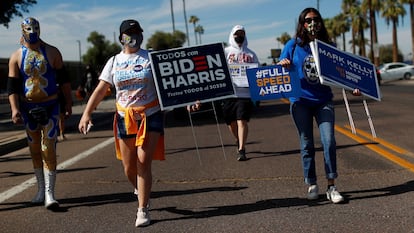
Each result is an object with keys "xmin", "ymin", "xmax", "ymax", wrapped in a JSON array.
[
  {"xmin": 78, "ymin": 19, "xmax": 164, "ymax": 227},
  {"xmin": 278, "ymin": 8, "xmax": 360, "ymax": 204},
  {"xmin": 223, "ymin": 25, "xmax": 259, "ymax": 161},
  {"xmin": 8, "ymin": 17, "xmax": 73, "ymax": 210}
]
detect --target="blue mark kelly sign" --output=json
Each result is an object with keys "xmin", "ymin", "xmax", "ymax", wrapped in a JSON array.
[{"xmin": 311, "ymin": 39, "xmax": 381, "ymax": 101}]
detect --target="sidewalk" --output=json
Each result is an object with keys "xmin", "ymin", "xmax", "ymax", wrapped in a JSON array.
[{"xmin": 0, "ymin": 94, "xmax": 116, "ymax": 155}]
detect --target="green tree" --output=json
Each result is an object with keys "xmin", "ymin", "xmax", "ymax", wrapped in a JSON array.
[
  {"xmin": 1, "ymin": 0, "xmax": 37, "ymax": 28},
  {"xmin": 276, "ymin": 32, "xmax": 291, "ymax": 47},
  {"xmin": 379, "ymin": 44, "xmax": 404, "ymax": 63},
  {"xmin": 82, "ymin": 31, "xmax": 121, "ymax": 71},
  {"xmin": 332, "ymin": 13, "xmax": 350, "ymax": 51},
  {"xmin": 189, "ymin": 15, "xmax": 199, "ymax": 45},
  {"xmin": 343, "ymin": 0, "xmax": 369, "ymax": 57},
  {"xmin": 146, "ymin": 30, "xmax": 186, "ymax": 51},
  {"xmin": 324, "ymin": 18, "xmax": 336, "ymax": 43},
  {"xmin": 381, "ymin": 0, "xmax": 406, "ymax": 62},
  {"xmin": 342, "ymin": 0, "xmax": 359, "ymax": 54},
  {"xmin": 342, "ymin": 0, "xmax": 369, "ymax": 56}
]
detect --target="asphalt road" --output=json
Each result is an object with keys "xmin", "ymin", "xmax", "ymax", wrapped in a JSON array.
[{"xmin": 1, "ymin": 80, "xmax": 414, "ymax": 232}]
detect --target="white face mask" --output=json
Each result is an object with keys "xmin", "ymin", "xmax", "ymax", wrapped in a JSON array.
[
  {"xmin": 304, "ymin": 17, "xmax": 321, "ymax": 36},
  {"xmin": 122, "ymin": 33, "xmax": 143, "ymax": 49}
]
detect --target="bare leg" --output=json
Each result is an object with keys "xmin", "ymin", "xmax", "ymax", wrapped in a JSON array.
[
  {"xmin": 237, "ymin": 119, "xmax": 248, "ymax": 151},
  {"xmin": 137, "ymin": 131, "xmax": 160, "ymax": 208},
  {"xmin": 228, "ymin": 121, "xmax": 238, "ymax": 144},
  {"xmin": 118, "ymin": 138, "xmax": 138, "ymax": 189},
  {"xmin": 58, "ymin": 114, "xmax": 66, "ymax": 141}
]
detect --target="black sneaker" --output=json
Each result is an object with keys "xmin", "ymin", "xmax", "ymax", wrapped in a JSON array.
[{"xmin": 237, "ymin": 149, "xmax": 247, "ymax": 161}]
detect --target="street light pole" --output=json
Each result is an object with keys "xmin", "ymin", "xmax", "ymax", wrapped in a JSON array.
[
  {"xmin": 170, "ymin": 0, "xmax": 176, "ymax": 32},
  {"xmin": 183, "ymin": 0, "xmax": 190, "ymax": 46},
  {"xmin": 76, "ymin": 40, "xmax": 82, "ymax": 86},
  {"xmin": 76, "ymin": 40, "xmax": 81, "ymax": 63}
]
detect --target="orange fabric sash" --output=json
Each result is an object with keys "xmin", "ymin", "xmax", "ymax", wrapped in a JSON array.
[{"xmin": 114, "ymin": 100, "xmax": 165, "ymax": 161}]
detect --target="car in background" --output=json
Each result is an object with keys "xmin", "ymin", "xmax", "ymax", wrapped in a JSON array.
[{"xmin": 377, "ymin": 62, "xmax": 414, "ymax": 83}]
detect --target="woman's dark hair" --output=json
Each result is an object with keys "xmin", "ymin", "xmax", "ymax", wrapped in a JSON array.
[{"xmin": 295, "ymin": 7, "xmax": 330, "ymax": 46}]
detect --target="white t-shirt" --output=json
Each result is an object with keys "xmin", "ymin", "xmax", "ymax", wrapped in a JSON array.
[
  {"xmin": 225, "ymin": 25, "xmax": 259, "ymax": 98},
  {"xmin": 99, "ymin": 49, "xmax": 160, "ymax": 118}
]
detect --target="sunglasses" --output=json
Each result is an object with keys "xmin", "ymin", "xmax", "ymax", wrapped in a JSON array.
[{"xmin": 304, "ymin": 17, "xmax": 321, "ymax": 24}]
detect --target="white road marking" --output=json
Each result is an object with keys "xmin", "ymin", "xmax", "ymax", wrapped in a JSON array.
[{"xmin": 0, "ymin": 137, "xmax": 114, "ymax": 203}]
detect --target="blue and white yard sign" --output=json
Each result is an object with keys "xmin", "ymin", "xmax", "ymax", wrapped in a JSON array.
[
  {"xmin": 246, "ymin": 65, "xmax": 301, "ymax": 101},
  {"xmin": 311, "ymin": 39, "xmax": 381, "ymax": 101}
]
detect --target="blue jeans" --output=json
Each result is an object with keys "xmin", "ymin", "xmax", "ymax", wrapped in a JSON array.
[{"xmin": 290, "ymin": 101, "xmax": 337, "ymax": 185}]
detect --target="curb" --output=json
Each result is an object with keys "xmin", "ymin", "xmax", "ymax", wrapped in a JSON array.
[
  {"xmin": 0, "ymin": 96, "xmax": 116, "ymax": 156},
  {"xmin": 0, "ymin": 100, "xmax": 116, "ymax": 156}
]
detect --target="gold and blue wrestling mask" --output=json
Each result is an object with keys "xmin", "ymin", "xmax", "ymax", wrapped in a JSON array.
[{"xmin": 21, "ymin": 17, "xmax": 40, "ymax": 44}]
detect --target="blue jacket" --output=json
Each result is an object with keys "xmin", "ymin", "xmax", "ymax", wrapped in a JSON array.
[{"xmin": 280, "ymin": 38, "xmax": 333, "ymax": 105}]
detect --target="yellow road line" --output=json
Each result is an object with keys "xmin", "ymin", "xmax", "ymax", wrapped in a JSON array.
[
  {"xmin": 274, "ymin": 100, "xmax": 414, "ymax": 172},
  {"xmin": 335, "ymin": 125, "xmax": 414, "ymax": 173},
  {"xmin": 343, "ymin": 125, "xmax": 412, "ymax": 156}
]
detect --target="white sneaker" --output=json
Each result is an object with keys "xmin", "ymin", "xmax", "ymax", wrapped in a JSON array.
[
  {"xmin": 307, "ymin": 184, "xmax": 319, "ymax": 200},
  {"xmin": 135, "ymin": 207, "xmax": 151, "ymax": 227},
  {"xmin": 326, "ymin": 186, "xmax": 345, "ymax": 204}
]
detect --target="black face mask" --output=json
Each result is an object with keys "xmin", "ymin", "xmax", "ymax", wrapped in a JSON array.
[{"xmin": 234, "ymin": 36, "xmax": 245, "ymax": 44}]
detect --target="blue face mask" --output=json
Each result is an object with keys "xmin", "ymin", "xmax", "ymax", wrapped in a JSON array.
[
  {"xmin": 122, "ymin": 33, "xmax": 143, "ymax": 49},
  {"xmin": 27, "ymin": 32, "xmax": 40, "ymax": 44}
]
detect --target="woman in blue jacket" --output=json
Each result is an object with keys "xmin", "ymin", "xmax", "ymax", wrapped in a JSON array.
[{"xmin": 278, "ymin": 7, "xmax": 360, "ymax": 204}]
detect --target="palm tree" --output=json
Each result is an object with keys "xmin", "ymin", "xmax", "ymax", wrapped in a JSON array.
[
  {"xmin": 195, "ymin": 25, "xmax": 204, "ymax": 44},
  {"xmin": 362, "ymin": 0, "xmax": 382, "ymax": 66},
  {"xmin": 189, "ymin": 15, "xmax": 199, "ymax": 45},
  {"xmin": 354, "ymin": 6, "xmax": 369, "ymax": 57},
  {"xmin": 381, "ymin": 0, "xmax": 406, "ymax": 62},
  {"xmin": 324, "ymin": 18, "xmax": 336, "ymax": 43},
  {"xmin": 276, "ymin": 32, "xmax": 291, "ymax": 47},
  {"xmin": 401, "ymin": 0, "xmax": 414, "ymax": 64},
  {"xmin": 342, "ymin": 0, "xmax": 359, "ymax": 54},
  {"xmin": 332, "ymin": 13, "xmax": 351, "ymax": 51},
  {"xmin": 343, "ymin": 0, "xmax": 369, "ymax": 57}
]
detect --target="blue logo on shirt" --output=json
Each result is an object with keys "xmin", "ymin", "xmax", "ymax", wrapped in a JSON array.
[{"xmin": 134, "ymin": 65, "xmax": 143, "ymax": 72}]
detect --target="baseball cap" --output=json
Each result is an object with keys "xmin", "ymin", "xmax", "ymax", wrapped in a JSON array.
[{"xmin": 119, "ymin": 19, "xmax": 143, "ymax": 35}]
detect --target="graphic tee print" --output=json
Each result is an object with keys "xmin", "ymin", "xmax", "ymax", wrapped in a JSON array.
[
  {"xmin": 302, "ymin": 54, "xmax": 320, "ymax": 85},
  {"xmin": 99, "ymin": 50, "xmax": 160, "ymax": 117}
]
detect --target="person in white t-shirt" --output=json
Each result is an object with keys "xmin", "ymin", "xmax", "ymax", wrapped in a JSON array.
[{"xmin": 78, "ymin": 19, "xmax": 164, "ymax": 227}]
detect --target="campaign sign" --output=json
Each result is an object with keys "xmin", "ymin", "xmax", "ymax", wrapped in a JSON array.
[
  {"xmin": 311, "ymin": 39, "xmax": 381, "ymax": 101},
  {"xmin": 229, "ymin": 63, "xmax": 258, "ymax": 87},
  {"xmin": 246, "ymin": 65, "xmax": 301, "ymax": 101},
  {"xmin": 149, "ymin": 43, "xmax": 235, "ymax": 110}
]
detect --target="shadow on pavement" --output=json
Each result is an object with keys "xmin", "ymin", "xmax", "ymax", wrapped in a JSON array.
[{"xmin": 150, "ymin": 180, "xmax": 414, "ymax": 224}]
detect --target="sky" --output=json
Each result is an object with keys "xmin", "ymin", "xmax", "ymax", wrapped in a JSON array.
[{"xmin": 0, "ymin": 0, "xmax": 412, "ymax": 64}]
